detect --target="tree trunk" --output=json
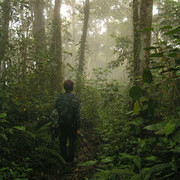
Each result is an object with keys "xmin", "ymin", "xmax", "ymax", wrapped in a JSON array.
[
  {"xmin": 50, "ymin": 0, "xmax": 63, "ymax": 93},
  {"xmin": 31, "ymin": 0, "xmax": 46, "ymax": 53},
  {"xmin": 76, "ymin": 0, "xmax": 90, "ymax": 95},
  {"xmin": 133, "ymin": 0, "xmax": 140, "ymax": 79},
  {"xmin": 72, "ymin": 0, "xmax": 76, "ymax": 62},
  {"xmin": 133, "ymin": 0, "xmax": 153, "ymax": 78},
  {"xmin": 0, "ymin": 0, "xmax": 10, "ymax": 79}
]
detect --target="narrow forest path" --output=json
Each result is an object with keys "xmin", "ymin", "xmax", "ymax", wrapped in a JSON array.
[{"xmin": 58, "ymin": 131, "xmax": 98, "ymax": 180}]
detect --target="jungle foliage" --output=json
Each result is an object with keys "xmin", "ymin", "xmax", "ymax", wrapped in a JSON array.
[{"xmin": 0, "ymin": 0, "xmax": 180, "ymax": 179}]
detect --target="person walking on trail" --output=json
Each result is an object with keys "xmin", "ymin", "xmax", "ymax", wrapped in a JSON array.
[{"xmin": 55, "ymin": 80, "xmax": 80, "ymax": 163}]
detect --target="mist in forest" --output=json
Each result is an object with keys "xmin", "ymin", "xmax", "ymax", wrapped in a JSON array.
[
  {"xmin": 60, "ymin": 0, "xmax": 132, "ymax": 84},
  {"xmin": 1, "ymin": 0, "xmax": 132, "ymax": 90},
  {"xmin": 0, "ymin": 0, "xmax": 180, "ymax": 179}
]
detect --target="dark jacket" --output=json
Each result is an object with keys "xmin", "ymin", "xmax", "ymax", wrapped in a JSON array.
[{"xmin": 55, "ymin": 93, "xmax": 80, "ymax": 130}]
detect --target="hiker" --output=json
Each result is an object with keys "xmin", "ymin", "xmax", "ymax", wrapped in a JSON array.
[{"xmin": 55, "ymin": 80, "xmax": 80, "ymax": 163}]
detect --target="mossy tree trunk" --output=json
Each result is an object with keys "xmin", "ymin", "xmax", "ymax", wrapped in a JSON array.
[
  {"xmin": 0, "ymin": 0, "xmax": 10, "ymax": 81},
  {"xmin": 31, "ymin": 0, "xmax": 46, "ymax": 53},
  {"xmin": 133, "ymin": 0, "xmax": 153, "ymax": 79},
  {"xmin": 76, "ymin": 0, "xmax": 90, "ymax": 95},
  {"xmin": 50, "ymin": 0, "xmax": 63, "ymax": 94},
  {"xmin": 29, "ymin": 0, "xmax": 48, "ymax": 92}
]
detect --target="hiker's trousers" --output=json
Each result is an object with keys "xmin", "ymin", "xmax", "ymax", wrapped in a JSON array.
[{"xmin": 59, "ymin": 125, "xmax": 77, "ymax": 162}]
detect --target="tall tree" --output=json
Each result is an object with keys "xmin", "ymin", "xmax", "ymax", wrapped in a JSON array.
[
  {"xmin": 133, "ymin": 0, "xmax": 153, "ymax": 78},
  {"xmin": 0, "ymin": 0, "xmax": 10, "ymax": 78},
  {"xmin": 50, "ymin": 0, "xmax": 63, "ymax": 93},
  {"xmin": 71, "ymin": 0, "xmax": 76, "ymax": 62},
  {"xmin": 76, "ymin": 0, "xmax": 90, "ymax": 95},
  {"xmin": 30, "ymin": 0, "xmax": 46, "ymax": 53}
]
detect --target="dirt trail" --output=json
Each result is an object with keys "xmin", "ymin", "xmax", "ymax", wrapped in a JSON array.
[{"xmin": 59, "ymin": 134, "xmax": 98, "ymax": 180}]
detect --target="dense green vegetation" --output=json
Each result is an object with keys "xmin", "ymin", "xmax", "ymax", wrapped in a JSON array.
[{"xmin": 0, "ymin": 0, "xmax": 180, "ymax": 179}]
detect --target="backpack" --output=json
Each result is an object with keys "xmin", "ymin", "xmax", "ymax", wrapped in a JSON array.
[
  {"xmin": 56, "ymin": 94, "xmax": 75, "ymax": 126},
  {"xmin": 50, "ymin": 109, "xmax": 59, "ymax": 140},
  {"xmin": 50, "ymin": 109, "xmax": 59, "ymax": 128}
]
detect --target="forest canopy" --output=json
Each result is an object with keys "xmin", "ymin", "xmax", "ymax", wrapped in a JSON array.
[{"xmin": 0, "ymin": 0, "xmax": 180, "ymax": 179}]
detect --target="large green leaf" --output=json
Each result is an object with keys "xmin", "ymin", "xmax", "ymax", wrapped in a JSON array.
[
  {"xmin": 130, "ymin": 174, "xmax": 142, "ymax": 180},
  {"xmin": 133, "ymin": 157, "xmax": 141, "ymax": 169},
  {"xmin": 164, "ymin": 122, "xmax": 176, "ymax": 136},
  {"xmin": 145, "ymin": 156, "xmax": 158, "ymax": 161},
  {"xmin": 101, "ymin": 157, "xmax": 112, "ymax": 164},
  {"xmin": 120, "ymin": 153, "xmax": 135, "ymax": 160},
  {"xmin": 38, "ymin": 122, "xmax": 51, "ymax": 132},
  {"xmin": 165, "ymin": 26, "xmax": 180, "ymax": 35},
  {"xmin": 160, "ymin": 26, "xmax": 172, "ymax": 30},
  {"xmin": 150, "ymin": 53, "xmax": 163, "ymax": 57},
  {"xmin": 143, "ymin": 68, "xmax": 153, "ymax": 84},
  {"xmin": 0, "ymin": 119, "xmax": 10, "ymax": 124},
  {"xmin": 133, "ymin": 101, "xmax": 140, "ymax": 115},
  {"xmin": 129, "ymin": 86, "xmax": 143, "ymax": 100},
  {"xmin": 144, "ymin": 121, "xmax": 167, "ymax": 131},
  {"xmin": 144, "ymin": 174, "xmax": 151, "ymax": 180},
  {"xmin": 13, "ymin": 126, "xmax": 26, "ymax": 131},
  {"xmin": 47, "ymin": 149, "xmax": 66, "ymax": 164},
  {"xmin": 146, "ymin": 163, "xmax": 170, "ymax": 175},
  {"xmin": 0, "ymin": 113, "xmax": 6, "ymax": 119},
  {"xmin": 0, "ymin": 133, "xmax": 8, "ymax": 141},
  {"xmin": 25, "ymin": 131, "xmax": 36, "ymax": 139},
  {"xmin": 78, "ymin": 160, "xmax": 97, "ymax": 167}
]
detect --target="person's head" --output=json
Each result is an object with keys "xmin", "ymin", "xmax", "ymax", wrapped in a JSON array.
[{"xmin": 63, "ymin": 80, "xmax": 74, "ymax": 93}]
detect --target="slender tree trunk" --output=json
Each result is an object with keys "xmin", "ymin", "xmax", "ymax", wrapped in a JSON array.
[
  {"xmin": 21, "ymin": 37, "xmax": 28, "ymax": 98},
  {"xmin": 76, "ymin": 0, "xmax": 90, "ymax": 95},
  {"xmin": 133, "ymin": 0, "xmax": 153, "ymax": 78},
  {"xmin": 50, "ymin": 0, "xmax": 63, "ymax": 93},
  {"xmin": 72, "ymin": 0, "xmax": 76, "ymax": 62},
  {"xmin": 0, "ymin": 0, "xmax": 10, "ymax": 79},
  {"xmin": 46, "ymin": 1, "xmax": 53, "ymax": 20},
  {"xmin": 93, "ymin": 21, "xmax": 99, "ymax": 64},
  {"xmin": 133, "ymin": 0, "xmax": 140, "ymax": 79}
]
